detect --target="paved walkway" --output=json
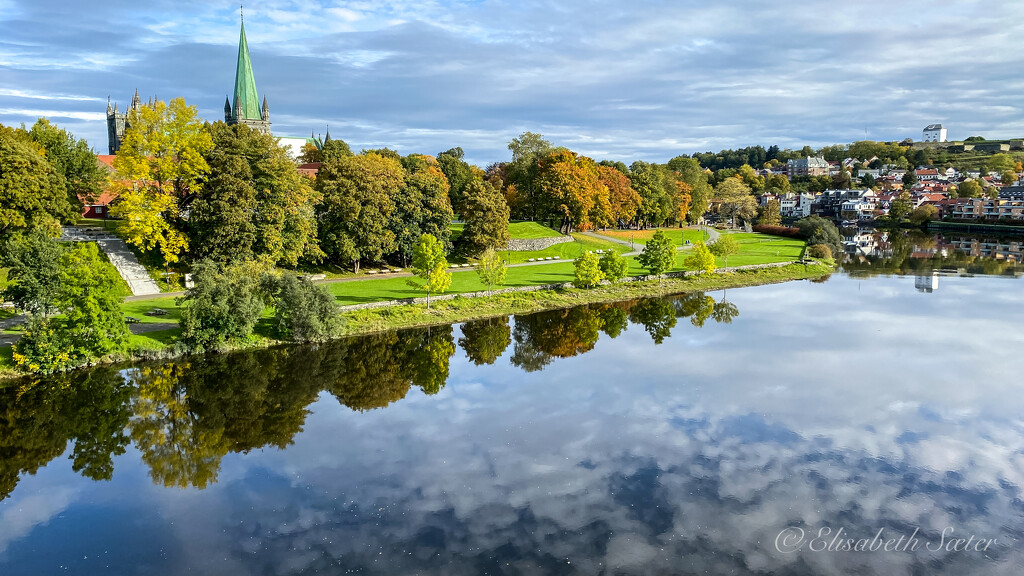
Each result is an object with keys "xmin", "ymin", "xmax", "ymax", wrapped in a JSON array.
[
  {"xmin": 582, "ymin": 226, "xmax": 721, "ymax": 254},
  {"xmin": 63, "ymin": 227, "xmax": 161, "ymax": 297}
]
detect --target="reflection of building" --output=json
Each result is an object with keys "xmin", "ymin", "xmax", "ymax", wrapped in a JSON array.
[
  {"xmin": 947, "ymin": 238, "xmax": 1024, "ymax": 262},
  {"xmin": 915, "ymin": 273, "xmax": 939, "ymax": 293}
]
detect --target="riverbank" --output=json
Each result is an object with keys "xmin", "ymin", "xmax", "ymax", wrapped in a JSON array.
[
  {"xmin": 335, "ymin": 262, "xmax": 833, "ymax": 336},
  {"xmin": 0, "ymin": 261, "xmax": 833, "ymax": 382}
]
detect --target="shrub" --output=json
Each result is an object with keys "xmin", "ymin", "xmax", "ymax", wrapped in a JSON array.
[
  {"xmin": 263, "ymin": 274, "xmax": 341, "ymax": 343},
  {"xmin": 178, "ymin": 260, "xmax": 265, "ymax": 352},
  {"xmin": 808, "ymin": 244, "xmax": 833, "ymax": 259},
  {"xmin": 598, "ymin": 250, "xmax": 628, "ymax": 283},
  {"xmin": 573, "ymin": 251, "xmax": 605, "ymax": 289},
  {"xmin": 752, "ymin": 224, "xmax": 801, "ymax": 238}
]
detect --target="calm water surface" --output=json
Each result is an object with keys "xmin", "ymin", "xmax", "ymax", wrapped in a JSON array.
[{"xmin": 2, "ymin": 269, "xmax": 1023, "ymax": 575}]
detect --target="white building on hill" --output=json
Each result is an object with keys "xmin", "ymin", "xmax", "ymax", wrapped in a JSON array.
[{"xmin": 923, "ymin": 124, "xmax": 947, "ymax": 142}]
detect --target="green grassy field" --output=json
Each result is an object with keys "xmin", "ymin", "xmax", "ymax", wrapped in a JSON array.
[
  {"xmin": 592, "ymin": 227, "xmax": 710, "ymax": 247},
  {"xmin": 121, "ymin": 296, "xmax": 184, "ymax": 323},
  {"xmin": 501, "ymin": 233, "xmax": 630, "ymax": 265},
  {"xmin": 128, "ymin": 328, "xmax": 182, "ymax": 350},
  {"xmin": 326, "ymin": 233, "xmax": 806, "ymax": 305},
  {"xmin": 508, "ymin": 221, "xmax": 562, "ymax": 239}
]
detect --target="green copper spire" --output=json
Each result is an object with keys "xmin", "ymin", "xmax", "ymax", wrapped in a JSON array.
[{"xmin": 233, "ymin": 20, "xmax": 261, "ymax": 120}]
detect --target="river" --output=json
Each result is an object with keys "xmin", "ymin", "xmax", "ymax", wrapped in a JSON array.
[{"xmin": 1, "ymin": 234, "xmax": 1022, "ymax": 575}]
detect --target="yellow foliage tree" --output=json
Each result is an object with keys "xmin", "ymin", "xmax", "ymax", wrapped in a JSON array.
[{"xmin": 111, "ymin": 97, "xmax": 212, "ymax": 263}]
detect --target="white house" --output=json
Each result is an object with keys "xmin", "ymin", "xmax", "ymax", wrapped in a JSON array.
[{"xmin": 923, "ymin": 124, "xmax": 947, "ymax": 143}]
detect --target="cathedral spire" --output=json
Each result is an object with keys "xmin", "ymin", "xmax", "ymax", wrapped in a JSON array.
[{"xmin": 232, "ymin": 17, "xmax": 261, "ymax": 121}]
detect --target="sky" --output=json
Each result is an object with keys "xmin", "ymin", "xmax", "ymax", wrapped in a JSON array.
[{"xmin": 1, "ymin": 0, "xmax": 1023, "ymax": 166}]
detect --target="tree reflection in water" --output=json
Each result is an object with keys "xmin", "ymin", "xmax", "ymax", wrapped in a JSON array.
[{"xmin": 0, "ymin": 292, "xmax": 736, "ymax": 494}]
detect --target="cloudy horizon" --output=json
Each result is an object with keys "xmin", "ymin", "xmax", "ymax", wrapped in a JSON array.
[{"xmin": 1, "ymin": 0, "xmax": 1022, "ymax": 166}]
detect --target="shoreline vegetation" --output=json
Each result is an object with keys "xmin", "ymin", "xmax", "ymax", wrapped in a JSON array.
[{"xmin": 0, "ymin": 261, "xmax": 833, "ymax": 383}]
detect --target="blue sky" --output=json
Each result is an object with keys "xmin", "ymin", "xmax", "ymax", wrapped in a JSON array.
[{"xmin": 1, "ymin": 1, "xmax": 1023, "ymax": 165}]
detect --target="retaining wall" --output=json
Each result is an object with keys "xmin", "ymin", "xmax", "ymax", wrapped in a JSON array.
[{"xmin": 506, "ymin": 235, "xmax": 574, "ymax": 251}]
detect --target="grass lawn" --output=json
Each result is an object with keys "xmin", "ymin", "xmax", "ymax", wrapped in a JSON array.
[
  {"xmin": 593, "ymin": 227, "xmax": 709, "ymax": 247},
  {"xmin": 327, "ymin": 233, "xmax": 806, "ymax": 306},
  {"xmin": 121, "ymin": 296, "xmax": 184, "ymax": 323},
  {"xmin": 128, "ymin": 328, "xmax": 182, "ymax": 350},
  {"xmin": 328, "ymin": 262, "xmax": 580, "ymax": 305},
  {"xmin": 500, "ymin": 233, "xmax": 630, "ymax": 265},
  {"xmin": 508, "ymin": 221, "xmax": 562, "ymax": 239}
]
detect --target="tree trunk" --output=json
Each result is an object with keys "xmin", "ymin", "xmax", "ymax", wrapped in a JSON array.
[{"xmin": 354, "ymin": 259, "xmax": 361, "ymax": 273}]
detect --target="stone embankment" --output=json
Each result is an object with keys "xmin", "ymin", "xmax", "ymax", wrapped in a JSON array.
[{"xmin": 505, "ymin": 235, "xmax": 574, "ymax": 251}]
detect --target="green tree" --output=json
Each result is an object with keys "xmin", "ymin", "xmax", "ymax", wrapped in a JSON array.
[
  {"xmin": 889, "ymin": 191, "xmax": 913, "ymax": 221},
  {"xmin": 759, "ymin": 199, "xmax": 782, "ymax": 226},
  {"xmin": 193, "ymin": 122, "xmax": 321, "ymax": 267},
  {"xmin": 476, "ymin": 247, "xmax": 507, "ymax": 294},
  {"xmin": 392, "ymin": 155, "xmax": 454, "ymax": 266},
  {"xmin": 795, "ymin": 216, "xmax": 843, "ymax": 256},
  {"xmin": 709, "ymin": 235, "xmax": 740, "ymax": 267},
  {"xmin": 636, "ymin": 230, "xmax": 676, "ymax": 279},
  {"xmin": 178, "ymin": 260, "xmax": 265, "ymax": 352},
  {"xmin": 902, "ymin": 170, "xmax": 917, "ymax": 188},
  {"xmin": 315, "ymin": 152, "xmax": 403, "ymax": 272},
  {"xmin": 684, "ymin": 240, "xmax": 717, "ymax": 275},
  {"xmin": 13, "ymin": 242, "xmax": 130, "ymax": 373},
  {"xmin": 436, "ymin": 147, "xmax": 475, "ymax": 214},
  {"xmin": 28, "ymin": 118, "xmax": 105, "ymax": 203},
  {"xmin": 458, "ymin": 179, "xmax": 511, "ymax": 255},
  {"xmin": 666, "ymin": 156, "xmax": 713, "ymax": 224},
  {"xmin": 573, "ymin": 251, "xmax": 605, "ymax": 289},
  {"xmin": 262, "ymin": 273, "xmax": 340, "ymax": 343},
  {"xmin": 408, "ymin": 234, "xmax": 451, "ymax": 310},
  {"xmin": 0, "ymin": 229, "xmax": 65, "ymax": 314},
  {"xmin": 0, "ymin": 124, "xmax": 78, "ymax": 240},
  {"xmin": 506, "ymin": 132, "xmax": 552, "ymax": 220},
  {"xmin": 958, "ymin": 179, "xmax": 983, "ymax": 198},
  {"xmin": 57, "ymin": 242, "xmax": 130, "ymax": 357},
  {"xmin": 598, "ymin": 250, "xmax": 629, "ymax": 283},
  {"xmin": 320, "ymin": 139, "xmax": 353, "ymax": 162}
]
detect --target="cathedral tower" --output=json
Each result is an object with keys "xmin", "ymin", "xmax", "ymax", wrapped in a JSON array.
[{"xmin": 225, "ymin": 16, "xmax": 270, "ymax": 134}]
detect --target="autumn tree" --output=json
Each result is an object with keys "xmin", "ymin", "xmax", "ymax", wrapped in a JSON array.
[
  {"xmin": 684, "ymin": 241, "xmax": 717, "ymax": 275},
  {"xmin": 759, "ymin": 198, "xmax": 782, "ymax": 226},
  {"xmin": 408, "ymin": 234, "xmax": 451, "ymax": 310},
  {"xmin": 111, "ymin": 98, "xmax": 213, "ymax": 264},
  {"xmin": 667, "ymin": 156, "xmax": 713, "ymax": 224},
  {"xmin": 458, "ymin": 179, "xmax": 510, "ymax": 256},
  {"xmin": 537, "ymin": 150, "xmax": 607, "ymax": 232},
  {"xmin": 315, "ymin": 152, "xmax": 403, "ymax": 272},
  {"xmin": 714, "ymin": 178, "xmax": 757, "ymax": 225},
  {"xmin": 573, "ymin": 251, "xmax": 604, "ymax": 289},
  {"xmin": 597, "ymin": 164, "xmax": 642, "ymax": 227}
]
